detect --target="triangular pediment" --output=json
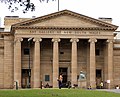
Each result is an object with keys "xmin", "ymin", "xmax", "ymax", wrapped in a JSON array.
[
  {"xmin": 12, "ymin": 10, "xmax": 118, "ymax": 30},
  {"xmin": 28, "ymin": 15, "xmax": 100, "ymax": 27}
]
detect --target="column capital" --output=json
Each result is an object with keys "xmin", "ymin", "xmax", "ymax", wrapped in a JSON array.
[
  {"xmin": 52, "ymin": 38, "xmax": 60, "ymax": 42},
  {"xmin": 33, "ymin": 37, "xmax": 42, "ymax": 42},
  {"xmin": 106, "ymin": 39, "xmax": 115, "ymax": 43},
  {"xmin": 15, "ymin": 37, "xmax": 23, "ymax": 42},
  {"xmin": 70, "ymin": 38, "xmax": 79, "ymax": 42},
  {"xmin": 88, "ymin": 38, "xmax": 97, "ymax": 43}
]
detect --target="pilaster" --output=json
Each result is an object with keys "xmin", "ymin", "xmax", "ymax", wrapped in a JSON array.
[
  {"xmin": 70, "ymin": 38, "xmax": 79, "ymax": 87},
  {"xmin": 14, "ymin": 37, "xmax": 23, "ymax": 88},
  {"xmin": 33, "ymin": 37, "xmax": 42, "ymax": 88},
  {"xmin": 52, "ymin": 38, "xmax": 60, "ymax": 88},
  {"xmin": 88, "ymin": 38, "xmax": 97, "ymax": 88},
  {"xmin": 106, "ymin": 39, "xmax": 114, "ymax": 89}
]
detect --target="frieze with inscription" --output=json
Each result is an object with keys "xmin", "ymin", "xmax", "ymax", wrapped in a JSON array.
[
  {"xmin": 16, "ymin": 29, "xmax": 112, "ymax": 36},
  {"xmin": 29, "ymin": 30, "xmax": 101, "ymax": 35}
]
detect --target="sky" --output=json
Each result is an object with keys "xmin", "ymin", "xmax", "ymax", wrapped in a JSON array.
[{"xmin": 0, "ymin": 0, "xmax": 120, "ymax": 30}]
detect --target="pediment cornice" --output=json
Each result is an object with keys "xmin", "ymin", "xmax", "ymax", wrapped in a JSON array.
[
  {"xmin": 12, "ymin": 26, "xmax": 116, "ymax": 31},
  {"xmin": 11, "ymin": 10, "xmax": 118, "ymax": 32}
]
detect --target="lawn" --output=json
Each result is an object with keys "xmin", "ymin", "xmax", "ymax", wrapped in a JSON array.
[{"xmin": 0, "ymin": 89, "xmax": 119, "ymax": 97}]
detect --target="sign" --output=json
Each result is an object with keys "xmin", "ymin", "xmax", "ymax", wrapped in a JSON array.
[{"xmin": 107, "ymin": 80, "xmax": 110, "ymax": 83}]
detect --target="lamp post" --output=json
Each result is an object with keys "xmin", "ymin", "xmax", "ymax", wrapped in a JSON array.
[
  {"xmin": 58, "ymin": 0, "xmax": 59, "ymax": 11},
  {"xmin": 28, "ymin": 38, "xmax": 32, "ymax": 88}
]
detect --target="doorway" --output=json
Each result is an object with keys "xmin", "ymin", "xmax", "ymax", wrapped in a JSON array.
[
  {"xmin": 59, "ymin": 68, "xmax": 68, "ymax": 87},
  {"xmin": 22, "ymin": 69, "xmax": 31, "ymax": 88},
  {"xmin": 96, "ymin": 69, "xmax": 102, "ymax": 88}
]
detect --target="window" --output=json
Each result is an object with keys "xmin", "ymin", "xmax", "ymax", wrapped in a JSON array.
[
  {"xmin": 60, "ymin": 52, "xmax": 64, "ymax": 54},
  {"xmin": 45, "ymin": 75, "xmax": 50, "ymax": 81},
  {"xmin": 24, "ymin": 48, "xmax": 29, "ymax": 55},
  {"xmin": 96, "ymin": 49, "xmax": 100, "ymax": 56}
]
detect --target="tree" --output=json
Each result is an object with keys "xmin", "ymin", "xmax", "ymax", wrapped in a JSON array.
[{"xmin": 0, "ymin": 0, "xmax": 56, "ymax": 13}]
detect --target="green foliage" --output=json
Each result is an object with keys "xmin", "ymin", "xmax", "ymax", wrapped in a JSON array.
[
  {"xmin": 0, "ymin": 89, "xmax": 119, "ymax": 97},
  {"xmin": 0, "ymin": 0, "xmax": 56, "ymax": 13}
]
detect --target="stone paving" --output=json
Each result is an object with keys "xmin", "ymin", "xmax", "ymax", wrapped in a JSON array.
[{"xmin": 96, "ymin": 89, "xmax": 120, "ymax": 93}]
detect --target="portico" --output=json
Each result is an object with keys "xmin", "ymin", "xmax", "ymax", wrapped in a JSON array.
[{"xmin": 13, "ymin": 30, "xmax": 115, "ymax": 89}]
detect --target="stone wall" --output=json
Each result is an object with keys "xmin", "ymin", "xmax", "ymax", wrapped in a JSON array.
[
  {"xmin": 3, "ymin": 35, "xmax": 14, "ymax": 88},
  {"xmin": 4, "ymin": 16, "xmax": 30, "ymax": 31},
  {"xmin": 0, "ymin": 39, "xmax": 4, "ymax": 88},
  {"xmin": 113, "ymin": 47, "xmax": 120, "ymax": 88}
]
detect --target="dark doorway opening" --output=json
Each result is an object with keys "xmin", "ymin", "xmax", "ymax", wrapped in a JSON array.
[
  {"xmin": 96, "ymin": 69, "xmax": 102, "ymax": 89},
  {"xmin": 59, "ymin": 68, "xmax": 67, "ymax": 87},
  {"xmin": 22, "ymin": 69, "xmax": 31, "ymax": 88},
  {"xmin": 96, "ymin": 69, "xmax": 102, "ymax": 78}
]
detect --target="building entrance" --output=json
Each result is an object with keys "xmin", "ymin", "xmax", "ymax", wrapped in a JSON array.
[
  {"xmin": 59, "ymin": 68, "xmax": 68, "ymax": 87},
  {"xmin": 96, "ymin": 69, "xmax": 102, "ymax": 88},
  {"xmin": 21, "ymin": 69, "xmax": 31, "ymax": 88}
]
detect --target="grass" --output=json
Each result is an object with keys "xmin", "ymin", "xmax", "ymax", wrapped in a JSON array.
[{"xmin": 0, "ymin": 89, "xmax": 120, "ymax": 97}]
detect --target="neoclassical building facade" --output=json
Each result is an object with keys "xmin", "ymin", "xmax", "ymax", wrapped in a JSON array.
[{"xmin": 0, "ymin": 10, "xmax": 120, "ymax": 89}]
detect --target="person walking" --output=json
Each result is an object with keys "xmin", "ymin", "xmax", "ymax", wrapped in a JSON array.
[
  {"xmin": 100, "ymin": 81, "xmax": 103, "ymax": 89},
  {"xmin": 57, "ymin": 74, "xmax": 63, "ymax": 89}
]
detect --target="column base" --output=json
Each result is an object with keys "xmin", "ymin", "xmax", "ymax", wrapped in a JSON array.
[{"xmin": 87, "ymin": 81, "xmax": 96, "ymax": 89}]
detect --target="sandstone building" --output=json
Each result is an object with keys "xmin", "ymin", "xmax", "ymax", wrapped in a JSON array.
[{"xmin": 0, "ymin": 10, "xmax": 120, "ymax": 89}]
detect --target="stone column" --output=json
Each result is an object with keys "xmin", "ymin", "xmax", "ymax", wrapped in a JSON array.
[
  {"xmin": 88, "ymin": 38, "xmax": 97, "ymax": 88},
  {"xmin": 106, "ymin": 39, "xmax": 114, "ymax": 89},
  {"xmin": 33, "ymin": 38, "xmax": 42, "ymax": 88},
  {"xmin": 52, "ymin": 38, "xmax": 60, "ymax": 88},
  {"xmin": 14, "ymin": 37, "xmax": 23, "ymax": 88},
  {"xmin": 70, "ymin": 38, "xmax": 79, "ymax": 87}
]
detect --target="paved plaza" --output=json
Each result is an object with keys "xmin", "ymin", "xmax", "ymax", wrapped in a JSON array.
[{"xmin": 97, "ymin": 89, "xmax": 120, "ymax": 93}]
